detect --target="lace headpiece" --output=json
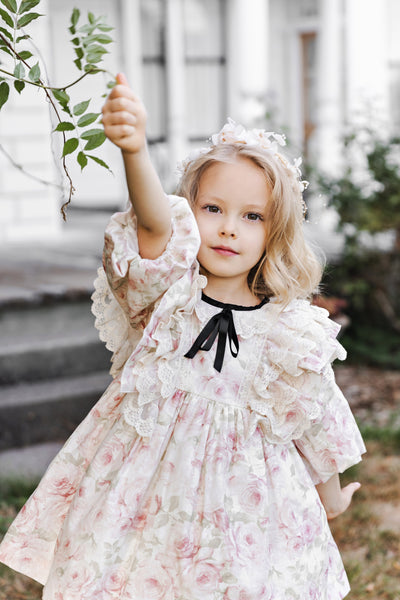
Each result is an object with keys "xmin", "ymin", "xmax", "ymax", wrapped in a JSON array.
[{"xmin": 176, "ymin": 118, "xmax": 309, "ymax": 216}]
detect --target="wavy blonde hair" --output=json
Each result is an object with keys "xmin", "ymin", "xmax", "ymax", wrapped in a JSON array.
[{"xmin": 175, "ymin": 143, "xmax": 323, "ymax": 305}]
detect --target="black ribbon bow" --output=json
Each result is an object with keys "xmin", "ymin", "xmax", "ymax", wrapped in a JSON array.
[{"xmin": 184, "ymin": 307, "xmax": 239, "ymax": 372}]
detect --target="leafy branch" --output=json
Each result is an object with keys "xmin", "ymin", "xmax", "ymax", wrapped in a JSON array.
[{"xmin": 0, "ymin": 1, "xmax": 115, "ymax": 218}]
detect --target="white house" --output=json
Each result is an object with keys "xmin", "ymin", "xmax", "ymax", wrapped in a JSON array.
[{"xmin": 0, "ymin": 0, "xmax": 399, "ymax": 242}]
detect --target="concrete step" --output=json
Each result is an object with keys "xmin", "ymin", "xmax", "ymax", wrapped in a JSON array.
[
  {"xmin": 0, "ymin": 300, "xmax": 111, "ymax": 383},
  {"xmin": 0, "ymin": 442, "xmax": 63, "ymax": 480},
  {"xmin": 0, "ymin": 371, "xmax": 112, "ymax": 450},
  {"xmin": 0, "ymin": 337, "xmax": 111, "ymax": 384}
]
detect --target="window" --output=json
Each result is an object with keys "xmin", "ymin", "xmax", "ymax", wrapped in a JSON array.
[
  {"xmin": 301, "ymin": 32, "xmax": 317, "ymax": 156},
  {"xmin": 141, "ymin": 0, "xmax": 167, "ymax": 142},
  {"xmin": 184, "ymin": 0, "xmax": 227, "ymax": 141}
]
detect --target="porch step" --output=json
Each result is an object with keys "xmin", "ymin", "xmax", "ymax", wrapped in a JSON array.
[{"xmin": 0, "ymin": 371, "xmax": 112, "ymax": 450}]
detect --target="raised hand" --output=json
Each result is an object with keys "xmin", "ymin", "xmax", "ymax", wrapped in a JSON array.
[{"xmin": 101, "ymin": 73, "xmax": 147, "ymax": 155}]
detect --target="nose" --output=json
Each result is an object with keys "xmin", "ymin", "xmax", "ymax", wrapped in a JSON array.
[{"xmin": 219, "ymin": 216, "xmax": 237, "ymax": 238}]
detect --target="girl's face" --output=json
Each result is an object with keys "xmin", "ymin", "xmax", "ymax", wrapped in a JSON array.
[{"xmin": 193, "ymin": 157, "xmax": 271, "ymax": 296}]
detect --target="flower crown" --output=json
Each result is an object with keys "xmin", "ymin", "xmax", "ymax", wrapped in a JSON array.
[{"xmin": 177, "ymin": 118, "xmax": 309, "ymax": 216}]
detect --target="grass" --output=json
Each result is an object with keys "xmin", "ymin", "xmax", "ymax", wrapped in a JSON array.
[
  {"xmin": 0, "ymin": 438, "xmax": 399, "ymax": 599},
  {"xmin": 331, "ymin": 439, "xmax": 400, "ymax": 599}
]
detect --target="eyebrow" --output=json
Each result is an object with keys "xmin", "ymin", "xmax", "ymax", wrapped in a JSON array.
[{"xmin": 197, "ymin": 194, "xmax": 267, "ymax": 211}]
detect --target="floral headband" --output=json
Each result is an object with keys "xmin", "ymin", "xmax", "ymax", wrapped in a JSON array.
[{"xmin": 177, "ymin": 118, "xmax": 309, "ymax": 216}]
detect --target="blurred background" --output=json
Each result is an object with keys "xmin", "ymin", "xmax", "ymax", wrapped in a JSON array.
[{"xmin": 0, "ymin": 1, "xmax": 399, "ymax": 598}]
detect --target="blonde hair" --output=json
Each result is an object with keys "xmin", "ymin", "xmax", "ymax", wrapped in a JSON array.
[{"xmin": 175, "ymin": 143, "xmax": 323, "ymax": 305}]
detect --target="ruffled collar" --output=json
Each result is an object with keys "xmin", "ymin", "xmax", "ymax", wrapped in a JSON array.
[
  {"xmin": 194, "ymin": 291, "xmax": 281, "ymax": 339},
  {"xmin": 201, "ymin": 292, "xmax": 269, "ymax": 311}
]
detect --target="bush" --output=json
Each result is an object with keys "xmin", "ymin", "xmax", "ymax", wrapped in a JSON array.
[{"xmin": 316, "ymin": 127, "xmax": 400, "ymax": 367}]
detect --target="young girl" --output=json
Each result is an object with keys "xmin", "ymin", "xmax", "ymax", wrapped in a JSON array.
[{"xmin": 0, "ymin": 73, "xmax": 365, "ymax": 599}]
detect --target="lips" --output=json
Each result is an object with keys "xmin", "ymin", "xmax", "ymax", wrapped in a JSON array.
[{"xmin": 212, "ymin": 246, "xmax": 239, "ymax": 256}]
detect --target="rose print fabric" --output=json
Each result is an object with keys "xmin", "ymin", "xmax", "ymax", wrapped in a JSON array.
[{"xmin": 0, "ymin": 196, "xmax": 366, "ymax": 599}]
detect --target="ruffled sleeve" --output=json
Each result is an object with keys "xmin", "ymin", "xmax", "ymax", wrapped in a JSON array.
[
  {"xmin": 294, "ymin": 364, "xmax": 366, "ymax": 484},
  {"xmin": 250, "ymin": 300, "xmax": 365, "ymax": 482},
  {"xmin": 103, "ymin": 194, "xmax": 200, "ymax": 324},
  {"xmin": 91, "ymin": 194, "xmax": 200, "ymax": 377}
]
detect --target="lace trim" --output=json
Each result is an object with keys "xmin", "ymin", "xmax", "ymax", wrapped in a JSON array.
[
  {"xmin": 91, "ymin": 267, "xmax": 142, "ymax": 377},
  {"xmin": 246, "ymin": 300, "xmax": 347, "ymax": 442}
]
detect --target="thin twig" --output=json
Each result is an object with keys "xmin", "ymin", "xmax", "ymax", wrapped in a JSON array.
[
  {"xmin": 0, "ymin": 31, "xmax": 75, "ymax": 218},
  {"xmin": 0, "ymin": 142, "xmax": 63, "ymax": 189},
  {"xmin": 0, "ymin": 64, "xmax": 107, "ymax": 90}
]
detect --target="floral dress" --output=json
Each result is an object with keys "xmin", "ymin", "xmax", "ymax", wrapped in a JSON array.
[{"xmin": 0, "ymin": 195, "xmax": 366, "ymax": 600}]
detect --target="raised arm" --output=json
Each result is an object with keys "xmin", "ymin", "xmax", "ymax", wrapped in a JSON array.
[
  {"xmin": 102, "ymin": 73, "xmax": 171, "ymax": 259},
  {"xmin": 316, "ymin": 474, "xmax": 361, "ymax": 520}
]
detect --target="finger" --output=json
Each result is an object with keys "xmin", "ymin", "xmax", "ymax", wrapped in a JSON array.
[
  {"xmin": 116, "ymin": 72, "xmax": 129, "ymax": 86},
  {"xmin": 104, "ymin": 124, "xmax": 136, "ymax": 141},
  {"xmin": 104, "ymin": 95, "xmax": 140, "ymax": 114},
  {"xmin": 102, "ymin": 110, "xmax": 137, "ymax": 127}
]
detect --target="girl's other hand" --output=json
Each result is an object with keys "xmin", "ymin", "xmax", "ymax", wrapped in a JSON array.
[
  {"xmin": 102, "ymin": 73, "xmax": 147, "ymax": 155},
  {"xmin": 316, "ymin": 474, "xmax": 361, "ymax": 521},
  {"xmin": 325, "ymin": 482, "xmax": 361, "ymax": 520}
]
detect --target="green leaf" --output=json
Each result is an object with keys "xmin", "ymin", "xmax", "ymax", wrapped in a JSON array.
[
  {"xmin": 83, "ymin": 64, "xmax": 100, "ymax": 74},
  {"xmin": 85, "ymin": 43, "xmax": 108, "ymax": 54},
  {"xmin": 0, "ymin": 26, "xmax": 13, "ymax": 41},
  {"xmin": 83, "ymin": 132, "xmax": 106, "ymax": 151},
  {"xmin": 17, "ymin": 12, "xmax": 42, "ymax": 28},
  {"xmin": 14, "ymin": 79, "xmax": 25, "ymax": 93},
  {"xmin": 54, "ymin": 121, "xmax": 75, "ymax": 132},
  {"xmin": 97, "ymin": 24, "xmax": 114, "ymax": 32},
  {"xmin": 88, "ymin": 11, "xmax": 96, "ymax": 24},
  {"xmin": 71, "ymin": 36, "xmax": 80, "ymax": 46},
  {"xmin": 77, "ymin": 112, "xmax": 99, "ymax": 127},
  {"xmin": 80, "ymin": 127, "xmax": 103, "ymax": 140},
  {"xmin": 0, "ymin": 45, "xmax": 12, "ymax": 57},
  {"xmin": 13, "ymin": 62, "xmax": 25, "ymax": 79},
  {"xmin": 70, "ymin": 7, "xmax": 80, "ymax": 27},
  {"xmin": 0, "ymin": 0, "xmax": 17, "ymax": 13},
  {"xmin": 74, "ymin": 46, "xmax": 84, "ymax": 59},
  {"xmin": 87, "ymin": 154, "xmax": 111, "ymax": 171},
  {"xmin": 82, "ymin": 33, "xmax": 113, "ymax": 46},
  {"xmin": 52, "ymin": 89, "xmax": 70, "ymax": 105},
  {"xmin": 28, "ymin": 61, "xmax": 40, "ymax": 82},
  {"xmin": 86, "ymin": 52, "xmax": 104, "ymax": 64},
  {"xmin": 18, "ymin": 50, "xmax": 32, "ymax": 60},
  {"xmin": 61, "ymin": 105, "xmax": 72, "ymax": 116},
  {"xmin": 16, "ymin": 34, "xmax": 30, "ymax": 42},
  {"xmin": 19, "ymin": 0, "xmax": 40, "ymax": 14},
  {"xmin": 77, "ymin": 23, "xmax": 96, "ymax": 35},
  {"xmin": 73, "ymin": 99, "xmax": 90, "ymax": 116},
  {"xmin": 0, "ymin": 7, "xmax": 13, "ymax": 27},
  {"xmin": 62, "ymin": 137, "xmax": 79, "ymax": 157},
  {"xmin": 77, "ymin": 151, "xmax": 88, "ymax": 170},
  {"xmin": 74, "ymin": 58, "xmax": 82, "ymax": 71},
  {"xmin": 0, "ymin": 80, "xmax": 9, "ymax": 110}
]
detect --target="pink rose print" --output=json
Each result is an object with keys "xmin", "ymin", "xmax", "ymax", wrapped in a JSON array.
[
  {"xmin": 127, "ymin": 561, "xmax": 174, "ymax": 600},
  {"xmin": 63, "ymin": 563, "xmax": 95, "ymax": 598},
  {"xmin": 229, "ymin": 474, "xmax": 268, "ymax": 514},
  {"xmin": 186, "ymin": 558, "xmax": 221, "ymax": 595},
  {"xmin": 173, "ymin": 533, "xmax": 200, "ymax": 560},
  {"xmin": 230, "ymin": 522, "xmax": 264, "ymax": 565},
  {"xmin": 101, "ymin": 567, "xmax": 128, "ymax": 598},
  {"xmin": 211, "ymin": 508, "xmax": 230, "ymax": 533}
]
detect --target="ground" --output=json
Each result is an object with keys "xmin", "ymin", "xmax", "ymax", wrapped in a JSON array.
[{"xmin": 0, "ymin": 365, "xmax": 399, "ymax": 600}]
